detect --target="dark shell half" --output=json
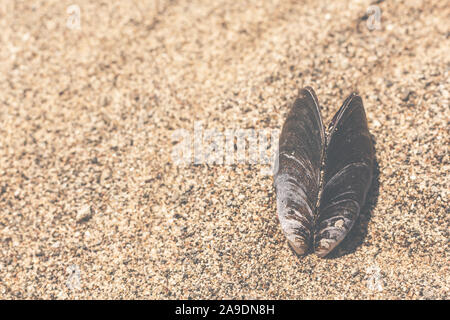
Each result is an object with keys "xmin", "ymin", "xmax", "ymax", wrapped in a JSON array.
[
  {"xmin": 274, "ymin": 87, "xmax": 324, "ymax": 255},
  {"xmin": 274, "ymin": 87, "xmax": 374, "ymax": 257}
]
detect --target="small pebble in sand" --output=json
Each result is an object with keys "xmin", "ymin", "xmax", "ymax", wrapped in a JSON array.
[{"xmin": 76, "ymin": 205, "xmax": 93, "ymax": 223}]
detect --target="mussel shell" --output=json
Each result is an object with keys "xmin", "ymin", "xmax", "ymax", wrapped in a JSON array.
[
  {"xmin": 274, "ymin": 88, "xmax": 375, "ymax": 257},
  {"xmin": 314, "ymin": 93, "xmax": 375, "ymax": 257},
  {"xmin": 274, "ymin": 87, "xmax": 324, "ymax": 255}
]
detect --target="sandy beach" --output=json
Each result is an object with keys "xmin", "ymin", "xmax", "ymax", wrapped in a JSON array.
[{"xmin": 0, "ymin": 0, "xmax": 448, "ymax": 299}]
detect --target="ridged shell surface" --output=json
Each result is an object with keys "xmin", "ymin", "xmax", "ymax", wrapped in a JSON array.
[
  {"xmin": 274, "ymin": 87, "xmax": 374, "ymax": 257},
  {"xmin": 274, "ymin": 87, "xmax": 324, "ymax": 255}
]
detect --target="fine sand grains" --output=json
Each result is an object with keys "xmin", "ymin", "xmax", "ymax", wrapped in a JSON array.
[{"xmin": 0, "ymin": 0, "xmax": 448, "ymax": 299}]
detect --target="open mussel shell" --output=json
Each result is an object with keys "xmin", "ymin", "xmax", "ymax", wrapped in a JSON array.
[{"xmin": 274, "ymin": 87, "xmax": 374, "ymax": 257}]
